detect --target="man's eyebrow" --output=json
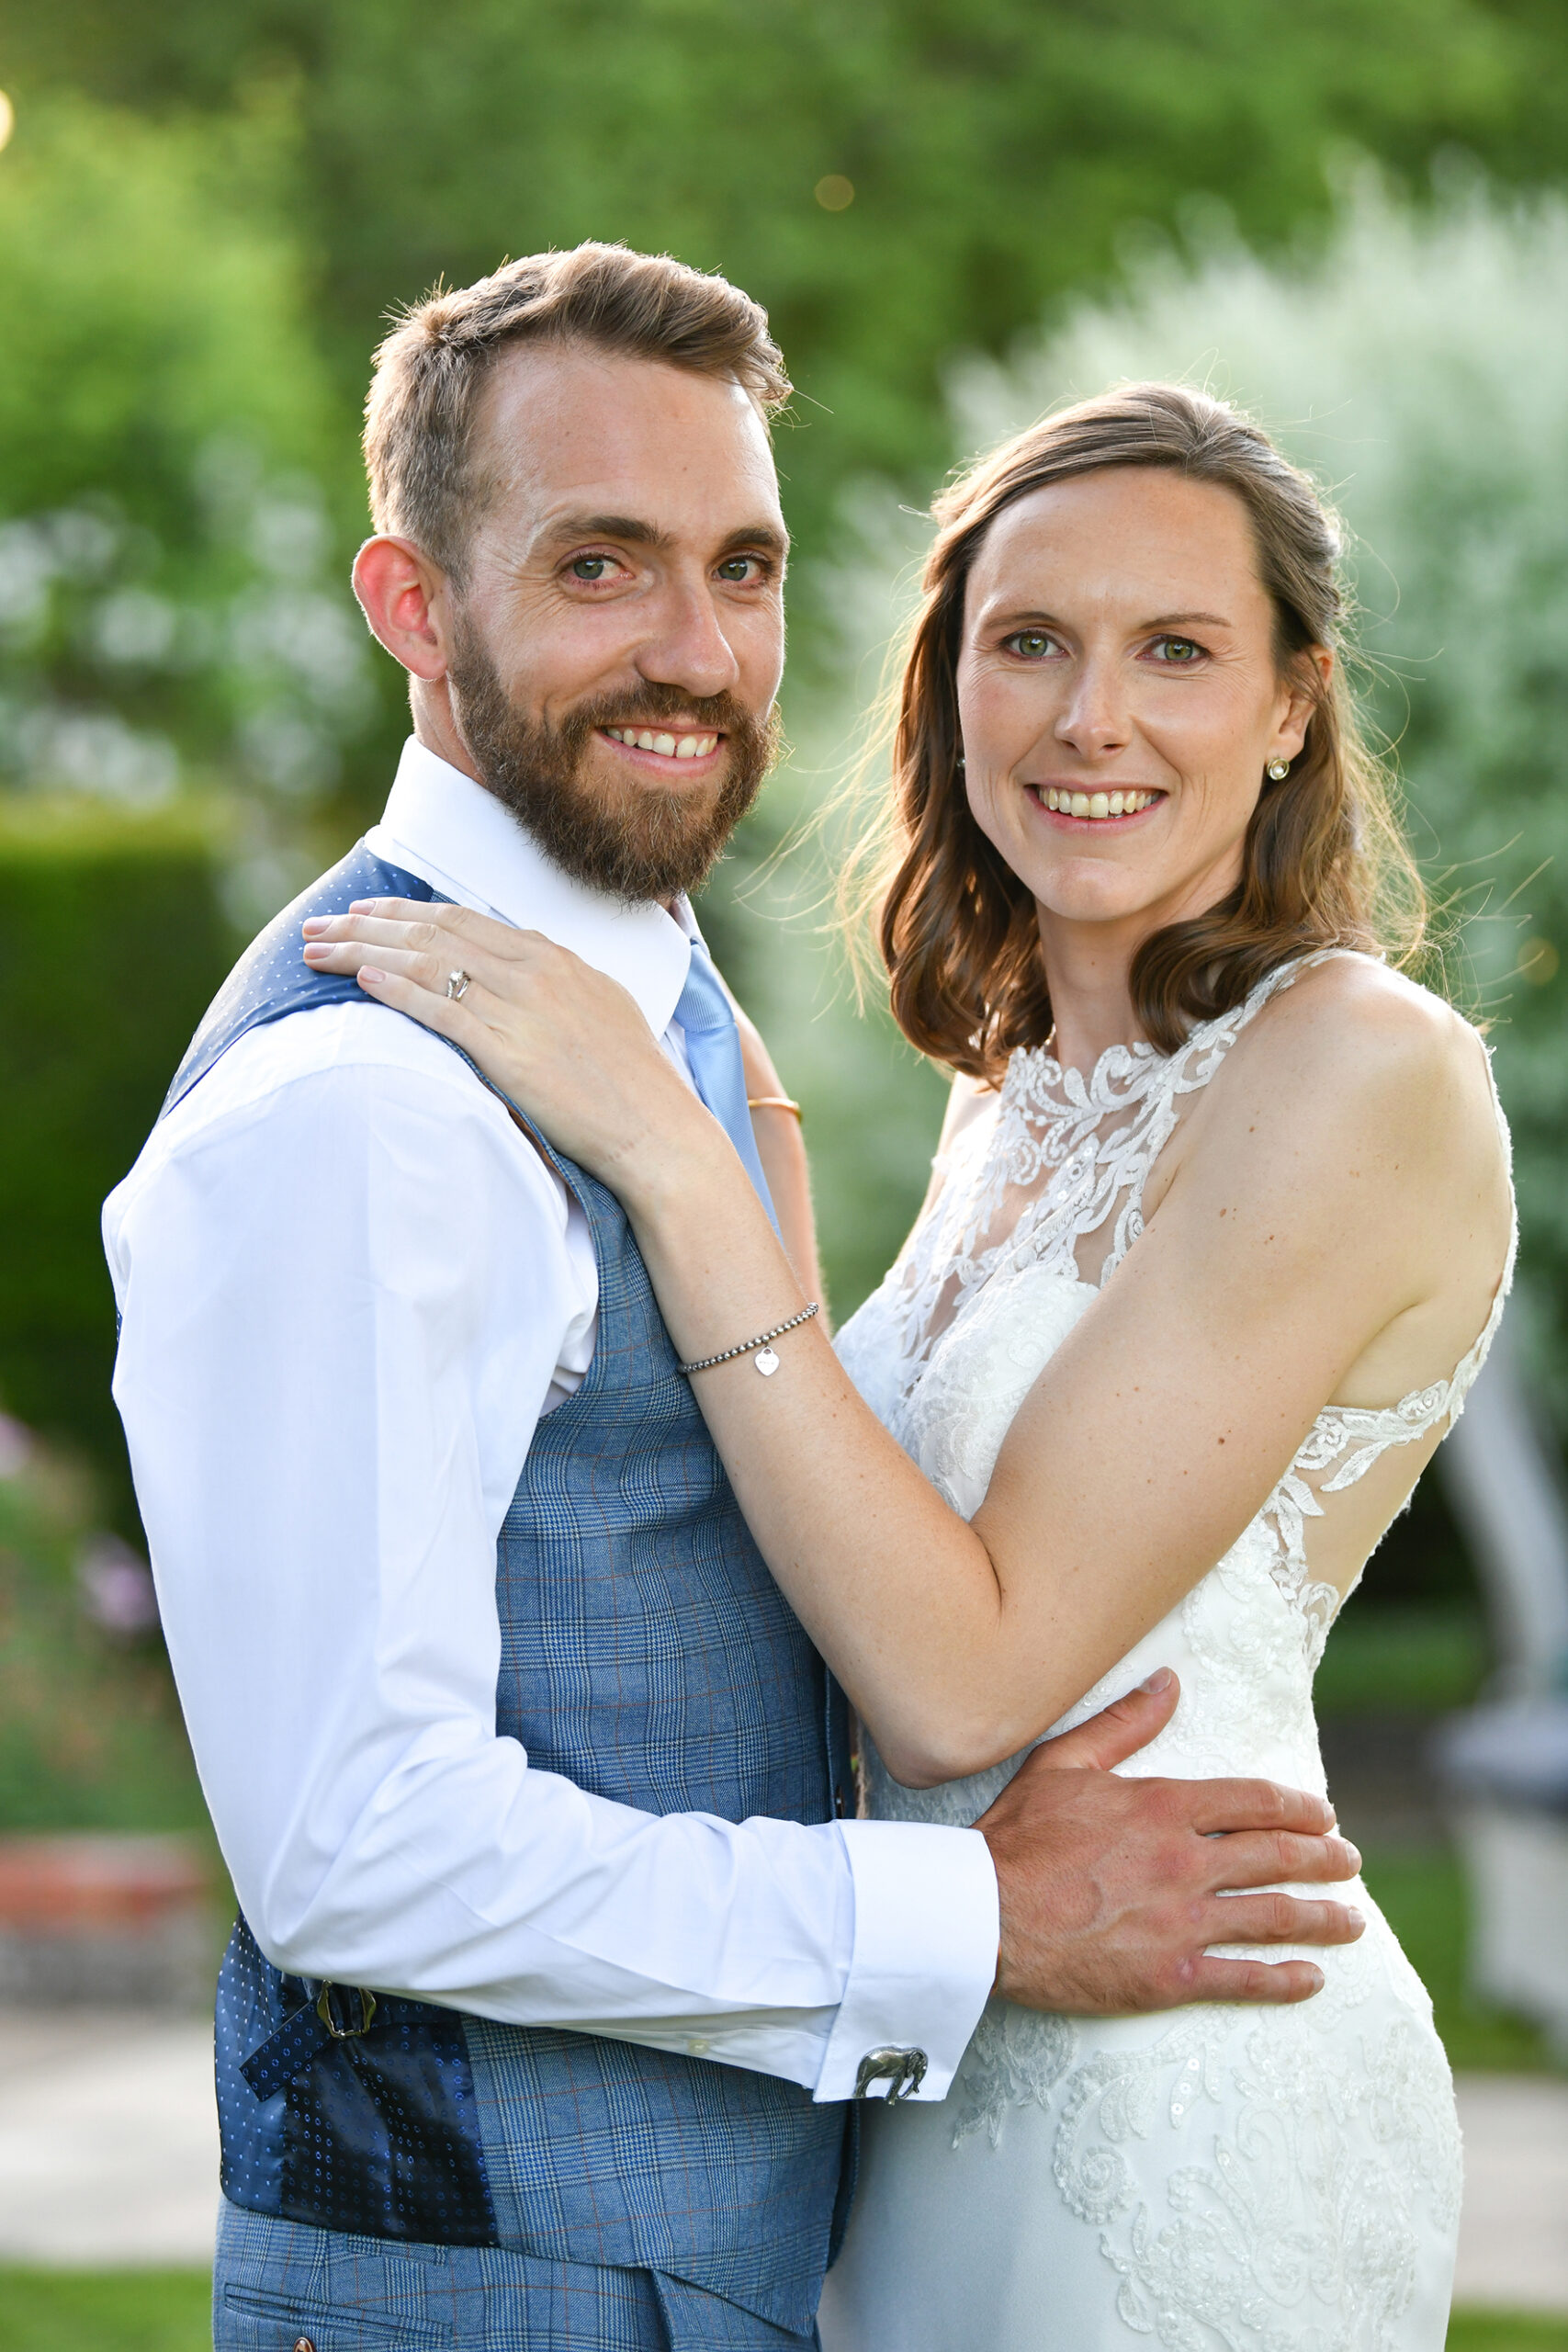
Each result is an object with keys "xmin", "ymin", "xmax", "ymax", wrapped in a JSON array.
[
  {"xmin": 538, "ymin": 512, "xmax": 789, "ymax": 560},
  {"xmin": 541, "ymin": 511, "xmax": 677, "ymax": 552}
]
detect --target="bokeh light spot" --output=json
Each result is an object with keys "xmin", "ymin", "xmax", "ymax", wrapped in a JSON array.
[{"xmin": 815, "ymin": 174, "xmax": 854, "ymax": 211}]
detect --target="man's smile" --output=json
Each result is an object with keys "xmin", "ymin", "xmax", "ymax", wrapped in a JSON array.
[{"xmin": 598, "ymin": 723, "xmax": 724, "ymax": 771}]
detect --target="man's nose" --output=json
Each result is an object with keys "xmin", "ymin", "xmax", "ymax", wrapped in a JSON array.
[
  {"xmin": 635, "ymin": 579, "xmax": 741, "ymax": 700},
  {"xmin": 1054, "ymin": 657, "xmax": 1131, "ymax": 758}
]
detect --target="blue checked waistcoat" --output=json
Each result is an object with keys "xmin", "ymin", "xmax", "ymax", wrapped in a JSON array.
[{"xmin": 161, "ymin": 843, "xmax": 854, "ymax": 2339}]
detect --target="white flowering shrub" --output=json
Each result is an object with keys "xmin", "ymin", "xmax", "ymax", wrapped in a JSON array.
[{"xmin": 0, "ymin": 454, "xmax": 373, "ymax": 815}]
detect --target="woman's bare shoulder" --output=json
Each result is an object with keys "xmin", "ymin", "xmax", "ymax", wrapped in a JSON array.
[
  {"xmin": 1213, "ymin": 953, "xmax": 1504, "ymax": 1193},
  {"xmin": 1239, "ymin": 954, "xmax": 1483, "ymax": 1094}
]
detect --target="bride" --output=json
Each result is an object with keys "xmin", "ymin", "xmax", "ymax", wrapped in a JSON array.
[{"xmin": 305, "ymin": 385, "xmax": 1514, "ymax": 2348}]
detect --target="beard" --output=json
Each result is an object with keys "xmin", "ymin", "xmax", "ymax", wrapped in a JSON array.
[{"xmin": 446, "ymin": 609, "xmax": 780, "ymax": 903}]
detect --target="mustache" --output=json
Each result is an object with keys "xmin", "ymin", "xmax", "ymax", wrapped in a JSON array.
[{"xmin": 562, "ymin": 684, "xmax": 761, "ymax": 741}]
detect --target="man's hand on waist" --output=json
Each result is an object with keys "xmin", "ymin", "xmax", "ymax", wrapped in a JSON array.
[{"xmin": 978, "ymin": 1669, "xmax": 1365, "ymax": 2014}]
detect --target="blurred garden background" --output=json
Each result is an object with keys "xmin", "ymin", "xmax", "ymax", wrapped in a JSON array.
[{"xmin": 2, "ymin": 2, "xmax": 1568, "ymax": 2344}]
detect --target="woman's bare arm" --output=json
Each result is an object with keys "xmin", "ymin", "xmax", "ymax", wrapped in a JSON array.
[
  {"xmin": 729, "ymin": 997, "xmax": 825, "ymax": 1313},
  {"xmin": 303, "ymin": 908, "xmax": 1510, "ymax": 1786}
]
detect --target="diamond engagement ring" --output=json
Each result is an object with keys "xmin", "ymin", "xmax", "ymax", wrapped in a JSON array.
[{"xmin": 446, "ymin": 969, "xmax": 472, "ymax": 1002}]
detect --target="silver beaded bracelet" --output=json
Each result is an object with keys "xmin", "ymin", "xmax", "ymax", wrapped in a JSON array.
[{"xmin": 676, "ymin": 1302, "xmax": 819, "ymax": 1379}]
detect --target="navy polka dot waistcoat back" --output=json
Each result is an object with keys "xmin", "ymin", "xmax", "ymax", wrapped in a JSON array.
[{"xmin": 164, "ymin": 843, "xmax": 853, "ymax": 2338}]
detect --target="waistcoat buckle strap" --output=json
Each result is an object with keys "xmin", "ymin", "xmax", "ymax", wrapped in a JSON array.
[
  {"xmin": 316, "ymin": 1982, "xmax": 378, "ymax": 2039},
  {"xmin": 240, "ymin": 1980, "xmax": 383, "ymax": 2101}
]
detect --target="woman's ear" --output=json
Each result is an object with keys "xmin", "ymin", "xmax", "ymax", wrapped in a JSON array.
[
  {"xmin": 1269, "ymin": 645, "xmax": 1333, "ymax": 767},
  {"xmin": 352, "ymin": 536, "xmax": 451, "ymax": 681}
]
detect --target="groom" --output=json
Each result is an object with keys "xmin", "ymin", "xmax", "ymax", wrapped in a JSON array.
[{"xmin": 106, "ymin": 244, "xmax": 1362, "ymax": 2349}]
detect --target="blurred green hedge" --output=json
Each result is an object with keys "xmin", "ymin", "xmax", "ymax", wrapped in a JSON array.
[{"xmin": 0, "ymin": 799, "xmax": 235, "ymax": 1521}]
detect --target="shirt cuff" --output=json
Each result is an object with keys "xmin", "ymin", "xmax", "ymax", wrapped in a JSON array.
[{"xmin": 813, "ymin": 1819, "xmax": 998, "ymax": 2103}]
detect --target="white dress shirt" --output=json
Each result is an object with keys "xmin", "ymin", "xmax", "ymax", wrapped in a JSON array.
[{"xmin": 104, "ymin": 737, "xmax": 998, "ymax": 2101}]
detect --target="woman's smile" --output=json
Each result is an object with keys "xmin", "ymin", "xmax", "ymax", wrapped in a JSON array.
[{"xmin": 1025, "ymin": 783, "xmax": 1167, "ymax": 825}]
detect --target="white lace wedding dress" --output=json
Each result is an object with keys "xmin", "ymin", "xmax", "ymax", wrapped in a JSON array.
[{"xmin": 821, "ymin": 954, "xmax": 1513, "ymax": 2352}]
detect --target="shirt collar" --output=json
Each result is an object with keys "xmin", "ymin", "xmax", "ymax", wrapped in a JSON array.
[{"xmin": 366, "ymin": 736, "xmax": 695, "ymax": 1041}]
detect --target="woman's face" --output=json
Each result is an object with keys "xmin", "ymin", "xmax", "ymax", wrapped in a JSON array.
[{"xmin": 955, "ymin": 466, "xmax": 1325, "ymax": 948}]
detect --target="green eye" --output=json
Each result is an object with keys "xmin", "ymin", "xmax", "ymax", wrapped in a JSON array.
[
  {"xmin": 716, "ymin": 556, "xmax": 758, "ymax": 582},
  {"xmin": 570, "ymin": 555, "xmax": 614, "ymax": 581},
  {"xmin": 1151, "ymin": 636, "xmax": 1201, "ymax": 662},
  {"xmin": 1007, "ymin": 630, "xmax": 1055, "ymax": 659}
]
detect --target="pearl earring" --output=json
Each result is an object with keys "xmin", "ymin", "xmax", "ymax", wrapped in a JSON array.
[{"xmin": 1267, "ymin": 757, "xmax": 1291, "ymax": 781}]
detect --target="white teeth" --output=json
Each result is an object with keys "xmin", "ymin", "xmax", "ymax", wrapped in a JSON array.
[
  {"xmin": 1043, "ymin": 785, "xmax": 1160, "ymax": 820},
  {"xmin": 605, "ymin": 726, "xmax": 718, "ymax": 758}
]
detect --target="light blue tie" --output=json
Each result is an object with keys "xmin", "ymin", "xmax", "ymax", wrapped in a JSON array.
[{"xmin": 674, "ymin": 939, "xmax": 781, "ymax": 1236}]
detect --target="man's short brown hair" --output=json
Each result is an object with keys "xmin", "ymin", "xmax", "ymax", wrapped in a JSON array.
[{"xmin": 363, "ymin": 242, "xmax": 791, "ymax": 583}]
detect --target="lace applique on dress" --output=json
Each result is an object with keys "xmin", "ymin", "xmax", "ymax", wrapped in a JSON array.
[{"xmin": 846, "ymin": 947, "xmax": 1517, "ymax": 1658}]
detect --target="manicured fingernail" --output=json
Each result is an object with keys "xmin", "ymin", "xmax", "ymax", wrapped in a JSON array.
[
  {"xmin": 357, "ymin": 967, "xmax": 386, "ymax": 987},
  {"xmin": 1345, "ymin": 1906, "xmax": 1365, "ymax": 1932},
  {"xmin": 1141, "ymin": 1668, "xmax": 1174, "ymax": 1693},
  {"xmin": 1343, "ymin": 1843, "xmax": 1362, "ymax": 1873},
  {"xmin": 1303, "ymin": 1966, "xmax": 1324, "ymax": 1992},
  {"xmin": 303, "ymin": 942, "xmax": 329, "ymax": 959},
  {"xmin": 301, "ymin": 917, "xmax": 329, "ymax": 934},
  {"xmin": 349, "ymin": 899, "xmax": 375, "ymax": 910}
]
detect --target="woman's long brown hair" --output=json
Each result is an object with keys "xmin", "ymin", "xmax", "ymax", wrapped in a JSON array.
[{"xmin": 858, "ymin": 384, "xmax": 1424, "ymax": 1079}]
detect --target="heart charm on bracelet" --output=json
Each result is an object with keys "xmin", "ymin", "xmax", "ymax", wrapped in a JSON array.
[{"xmin": 755, "ymin": 1348, "xmax": 781, "ymax": 1376}]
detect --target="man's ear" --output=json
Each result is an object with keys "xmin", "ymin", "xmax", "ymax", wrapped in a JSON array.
[{"xmin": 352, "ymin": 537, "xmax": 451, "ymax": 681}]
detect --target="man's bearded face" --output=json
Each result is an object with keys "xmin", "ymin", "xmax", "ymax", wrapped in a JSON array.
[{"xmin": 446, "ymin": 603, "xmax": 780, "ymax": 904}]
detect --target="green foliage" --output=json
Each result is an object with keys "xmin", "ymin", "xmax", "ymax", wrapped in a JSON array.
[
  {"xmin": 0, "ymin": 2267, "xmax": 210, "ymax": 2352},
  {"xmin": 1446, "ymin": 2319, "xmax": 1568, "ymax": 2351},
  {"xmin": 0, "ymin": 1453, "xmax": 205, "ymax": 1830},
  {"xmin": 1314, "ymin": 1606, "xmax": 1491, "ymax": 1718},
  {"xmin": 0, "ymin": 95, "xmax": 330, "ymax": 524},
  {"xmin": 0, "ymin": 95, "xmax": 378, "ymax": 817},
  {"xmin": 0, "ymin": 799, "xmax": 236, "ymax": 1518},
  {"xmin": 7, "ymin": 0, "xmax": 1568, "ymax": 633},
  {"xmin": 1361, "ymin": 1842, "xmax": 1558, "ymax": 2075}
]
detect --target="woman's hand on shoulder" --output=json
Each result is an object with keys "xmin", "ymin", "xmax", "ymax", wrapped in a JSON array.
[{"xmin": 300, "ymin": 899, "xmax": 709, "ymax": 1202}]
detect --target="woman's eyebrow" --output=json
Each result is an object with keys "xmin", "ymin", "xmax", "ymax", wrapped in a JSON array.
[
  {"xmin": 1140, "ymin": 610, "xmax": 1232, "ymax": 631},
  {"xmin": 976, "ymin": 605, "xmax": 1234, "ymax": 631}
]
